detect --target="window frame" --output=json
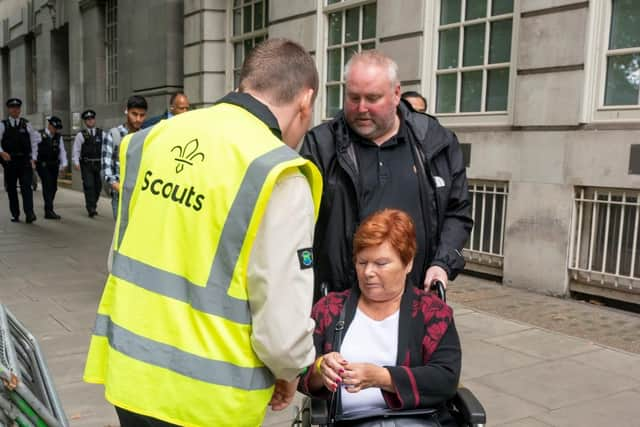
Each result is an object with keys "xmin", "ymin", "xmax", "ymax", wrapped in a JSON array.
[
  {"xmin": 426, "ymin": 0, "xmax": 519, "ymax": 128},
  {"xmin": 583, "ymin": 0, "xmax": 640, "ymax": 123},
  {"xmin": 104, "ymin": 0, "xmax": 118, "ymax": 104},
  {"xmin": 319, "ymin": 0, "xmax": 378, "ymax": 121},
  {"xmin": 227, "ymin": 0, "xmax": 269, "ymax": 91}
]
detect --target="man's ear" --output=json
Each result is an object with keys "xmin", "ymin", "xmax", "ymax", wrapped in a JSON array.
[{"xmin": 299, "ymin": 88, "xmax": 315, "ymax": 117}]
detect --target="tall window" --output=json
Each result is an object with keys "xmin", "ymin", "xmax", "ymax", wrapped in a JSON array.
[
  {"xmin": 26, "ymin": 35, "xmax": 37, "ymax": 113},
  {"xmin": 105, "ymin": 0, "xmax": 118, "ymax": 103},
  {"xmin": 435, "ymin": 0, "xmax": 513, "ymax": 114},
  {"xmin": 231, "ymin": 0, "xmax": 268, "ymax": 88},
  {"xmin": 324, "ymin": 1, "xmax": 377, "ymax": 118},
  {"xmin": 1, "ymin": 49, "xmax": 10, "ymax": 104},
  {"xmin": 603, "ymin": 0, "xmax": 640, "ymax": 106}
]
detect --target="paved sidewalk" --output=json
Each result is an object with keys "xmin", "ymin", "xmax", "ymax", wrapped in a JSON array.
[{"xmin": 1, "ymin": 185, "xmax": 639, "ymax": 426}]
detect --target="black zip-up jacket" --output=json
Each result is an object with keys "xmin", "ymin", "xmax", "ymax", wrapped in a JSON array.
[{"xmin": 301, "ymin": 102, "xmax": 473, "ymax": 299}]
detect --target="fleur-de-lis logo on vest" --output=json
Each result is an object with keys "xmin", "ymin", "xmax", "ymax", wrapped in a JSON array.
[{"xmin": 171, "ymin": 138, "xmax": 205, "ymax": 173}]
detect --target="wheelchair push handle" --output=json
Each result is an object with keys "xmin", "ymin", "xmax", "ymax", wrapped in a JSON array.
[{"xmin": 429, "ymin": 280, "xmax": 446, "ymax": 303}]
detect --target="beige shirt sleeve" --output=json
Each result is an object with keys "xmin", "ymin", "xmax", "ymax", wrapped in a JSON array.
[{"xmin": 247, "ymin": 170, "xmax": 316, "ymax": 381}]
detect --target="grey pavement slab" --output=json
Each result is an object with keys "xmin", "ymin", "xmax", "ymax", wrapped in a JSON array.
[
  {"xmin": 535, "ymin": 390, "xmax": 640, "ymax": 427},
  {"xmin": 484, "ymin": 328, "xmax": 598, "ymax": 360},
  {"xmin": 496, "ymin": 417, "xmax": 553, "ymax": 427},
  {"xmin": 450, "ymin": 275, "xmax": 640, "ymax": 354},
  {"xmin": 475, "ymin": 358, "xmax": 640, "ymax": 410},
  {"xmin": 568, "ymin": 348, "xmax": 640, "ymax": 383},
  {"xmin": 460, "ymin": 380, "xmax": 548, "ymax": 426},
  {"xmin": 455, "ymin": 310, "xmax": 533, "ymax": 339},
  {"xmin": 460, "ymin": 337, "xmax": 542, "ymax": 380}
]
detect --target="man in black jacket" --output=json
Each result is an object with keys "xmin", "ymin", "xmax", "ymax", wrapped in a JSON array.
[
  {"xmin": 301, "ymin": 51, "xmax": 472, "ymax": 300},
  {"xmin": 141, "ymin": 92, "xmax": 190, "ymax": 129}
]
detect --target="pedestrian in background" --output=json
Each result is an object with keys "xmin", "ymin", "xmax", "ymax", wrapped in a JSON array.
[
  {"xmin": 0, "ymin": 98, "xmax": 41, "ymax": 223},
  {"xmin": 102, "ymin": 95, "xmax": 147, "ymax": 219},
  {"xmin": 401, "ymin": 90, "xmax": 428, "ymax": 113},
  {"xmin": 141, "ymin": 92, "xmax": 190, "ymax": 129},
  {"xmin": 73, "ymin": 109, "xmax": 105, "ymax": 217},
  {"xmin": 36, "ymin": 116, "xmax": 68, "ymax": 219}
]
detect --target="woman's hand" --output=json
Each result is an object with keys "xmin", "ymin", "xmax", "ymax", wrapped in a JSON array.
[
  {"xmin": 341, "ymin": 363, "xmax": 393, "ymax": 393},
  {"xmin": 316, "ymin": 352, "xmax": 348, "ymax": 392}
]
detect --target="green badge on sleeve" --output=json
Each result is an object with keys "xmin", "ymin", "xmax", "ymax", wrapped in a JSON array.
[{"xmin": 297, "ymin": 248, "xmax": 314, "ymax": 270}]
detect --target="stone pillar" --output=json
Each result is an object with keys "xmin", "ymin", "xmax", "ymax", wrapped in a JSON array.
[
  {"xmin": 183, "ymin": 0, "xmax": 226, "ymax": 108},
  {"xmin": 79, "ymin": 0, "xmax": 105, "ymax": 107}
]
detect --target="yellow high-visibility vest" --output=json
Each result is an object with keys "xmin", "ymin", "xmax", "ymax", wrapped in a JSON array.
[{"xmin": 84, "ymin": 100, "xmax": 322, "ymax": 427}]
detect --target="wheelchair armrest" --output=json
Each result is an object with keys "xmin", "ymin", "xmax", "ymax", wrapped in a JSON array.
[
  {"xmin": 452, "ymin": 387, "xmax": 486, "ymax": 425},
  {"xmin": 310, "ymin": 398, "xmax": 329, "ymax": 425}
]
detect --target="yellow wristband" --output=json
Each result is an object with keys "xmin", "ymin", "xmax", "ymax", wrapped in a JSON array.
[{"xmin": 315, "ymin": 356, "xmax": 324, "ymax": 375}]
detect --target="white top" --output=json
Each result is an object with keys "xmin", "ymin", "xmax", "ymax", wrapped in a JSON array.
[{"xmin": 340, "ymin": 307, "xmax": 400, "ymax": 417}]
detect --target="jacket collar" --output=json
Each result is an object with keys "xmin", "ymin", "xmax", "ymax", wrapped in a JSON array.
[
  {"xmin": 332, "ymin": 102, "xmax": 449, "ymax": 161},
  {"xmin": 216, "ymin": 92, "xmax": 282, "ymax": 140}
]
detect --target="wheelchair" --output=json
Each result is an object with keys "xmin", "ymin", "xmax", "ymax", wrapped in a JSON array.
[{"xmin": 292, "ymin": 282, "xmax": 486, "ymax": 427}]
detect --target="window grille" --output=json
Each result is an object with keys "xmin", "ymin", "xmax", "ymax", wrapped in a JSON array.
[
  {"xmin": 570, "ymin": 187, "xmax": 640, "ymax": 292},
  {"xmin": 463, "ymin": 180, "xmax": 508, "ymax": 273}
]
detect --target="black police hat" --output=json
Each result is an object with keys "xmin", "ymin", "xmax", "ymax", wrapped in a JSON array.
[
  {"xmin": 6, "ymin": 98, "xmax": 22, "ymax": 107},
  {"xmin": 47, "ymin": 116, "xmax": 63, "ymax": 130},
  {"xmin": 81, "ymin": 109, "xmax": 96, "ymax": 120}
]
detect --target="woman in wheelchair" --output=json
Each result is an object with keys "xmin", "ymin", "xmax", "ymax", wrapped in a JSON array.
[{"xmin": 298, "ymin": 209, "xmax": 461, "ymax": 426}]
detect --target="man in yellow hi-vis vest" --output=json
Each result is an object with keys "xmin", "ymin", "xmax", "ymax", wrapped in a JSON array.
[{"xmin": 84, "ymin": 39, "xmax": 322, "ymax": 427}]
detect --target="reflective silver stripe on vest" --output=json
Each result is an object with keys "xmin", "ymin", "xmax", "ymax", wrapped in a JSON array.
[
  {"xmin": 111, "ymin": 141, "xmax": 300, "ymax": 326},
  {"xmin": 116, "ymin": 127, "xmax": 152, "ymax": 250},
  {"xmin": 93, "ymin": 314, "xmax": 275, "ymax": 390}
]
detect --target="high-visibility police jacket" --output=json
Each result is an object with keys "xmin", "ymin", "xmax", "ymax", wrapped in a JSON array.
[{"xmin": 84, "ymin": 92, "xmax": 322, "ymax": 427}]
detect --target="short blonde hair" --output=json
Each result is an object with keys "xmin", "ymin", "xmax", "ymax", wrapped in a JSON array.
[{"xmin": 344, "ymin": 50, "xmax": 399, "ymax": 87}]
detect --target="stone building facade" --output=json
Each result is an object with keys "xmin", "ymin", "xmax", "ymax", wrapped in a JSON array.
[{"xmin": 1, "ymin": 0, "xmax": 639, "ymax": 303}]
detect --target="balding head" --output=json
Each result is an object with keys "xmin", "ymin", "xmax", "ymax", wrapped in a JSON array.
[
  {"xmin": 344, "ymin": 50, "xmax": 400, "ymax": 89},
  {"xmin": 238, "ymin": 38, "xmax": 319, "ymax": 106}
]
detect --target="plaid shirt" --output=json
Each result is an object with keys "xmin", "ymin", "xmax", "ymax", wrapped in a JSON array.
[{"xmin": 102, "ymin": 124, "xmax": 128, "ymax": 184}]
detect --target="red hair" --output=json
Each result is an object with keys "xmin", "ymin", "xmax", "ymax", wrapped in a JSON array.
[{"xmin": 353, "ymin": 209, "xmax": 417, "ymax": 266}]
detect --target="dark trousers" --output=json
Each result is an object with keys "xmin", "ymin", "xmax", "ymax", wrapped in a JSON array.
[
  {"xmin": 115, "ymin": 406, "xmax": 180, "ymax": 427},
  {"xmin": 2, "ymin": 156, "xmax": 34, "ymax": 218},
  {"xmin": 80, "ymin": 160, "xmax": 101, "ymax": 213},
  {"xmin": 36, "ymin": 161, "xmax": 59, "ymax": 213}
]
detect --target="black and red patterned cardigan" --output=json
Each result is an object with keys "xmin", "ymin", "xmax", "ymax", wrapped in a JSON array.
[{"xmin": 298, "ymin": 285, "xmax": 461, "ymax": 411}]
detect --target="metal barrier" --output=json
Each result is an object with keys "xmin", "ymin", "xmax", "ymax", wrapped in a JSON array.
[
  {"xmin": 569, "ymin": 187, "xmax": 640, "ymax": 304},
  {"xmin": 0, "ymin": 304, "xmax": 68, "ymax": 427},
  {"xmin": 463, "ymin": 180, "xmax": 509, "ymax": 277}
]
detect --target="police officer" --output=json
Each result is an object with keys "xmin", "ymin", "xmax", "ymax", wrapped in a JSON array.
[
  {"xmin": 0, "ymin": 98, "xmax": 41, "ymax": 223},
  {"xmin": 36, "ymin": 116, "xmax": 68, "ymax": 219},
  {"xmin": 72, "ymin": 110, "xmax": 105, "ymax": 217}
]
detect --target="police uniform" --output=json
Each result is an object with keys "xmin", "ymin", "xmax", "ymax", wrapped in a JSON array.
[
  {"xmin": 0, "ymin": 98, "xmax": 41, "ymax": 223},
  {"xmin": 72, "ymin": 109, "xmax": 104, "ymax": 217},
  {"xmin": 36, "ymin": 116, "xmax": 68, "ymax": 219}
]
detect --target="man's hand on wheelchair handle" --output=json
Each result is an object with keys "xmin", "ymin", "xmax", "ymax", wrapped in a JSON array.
[
  {"xmin": 424, "ymin": 265, "xmax": 448, "ymax": 289},
  {"xmin": 269, "ymin": 377, "xmax": 299, "ymax": 411}
]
